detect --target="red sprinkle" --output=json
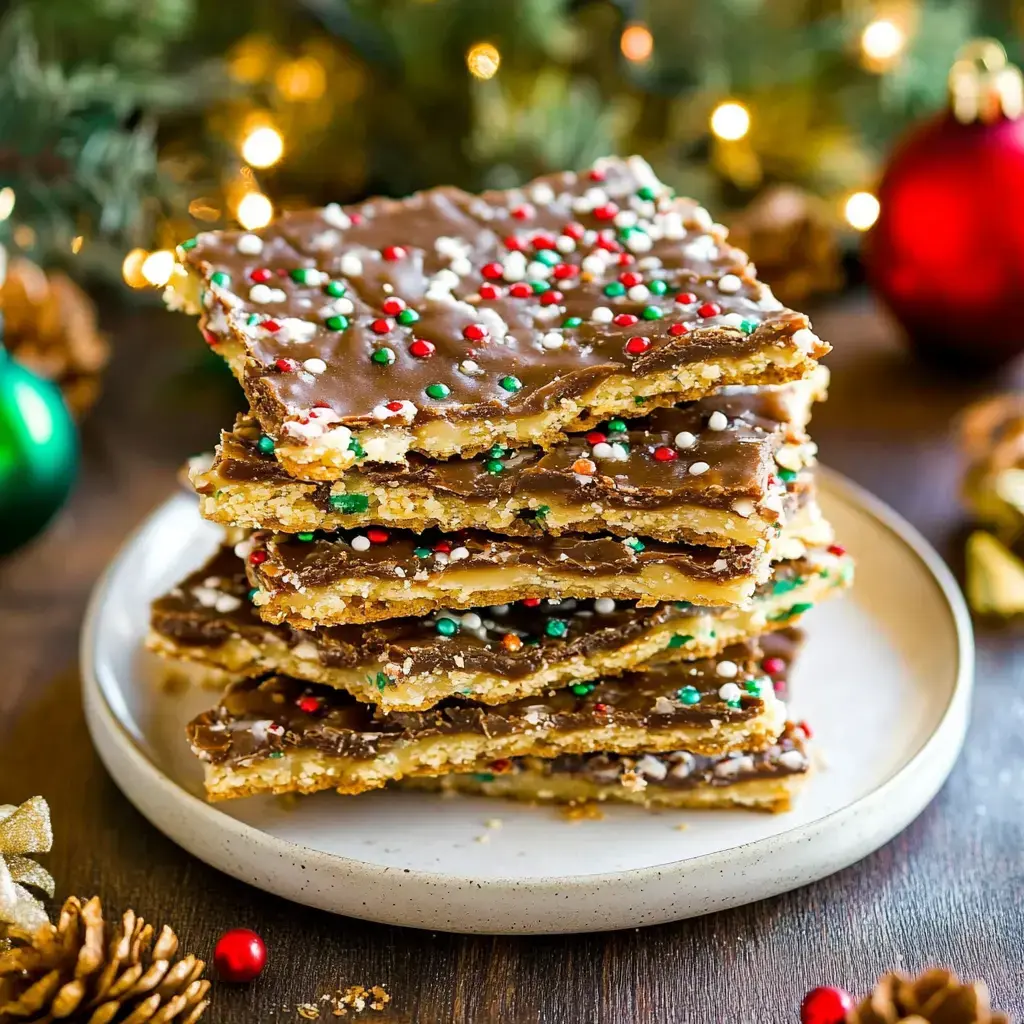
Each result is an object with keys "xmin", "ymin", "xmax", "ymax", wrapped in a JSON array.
[
  {"xmin": 313, "ymin": 401, "xmax": 332, "ymax": 409},
  {"xmin": 504, "ymin": 235, "xmax": 526, "ymax": 251},
  {"xmin": 201, "ymin": 329, "xmax": 219, "ymax": 347},
  {"xmin": 593, "ymin": 203, "xmax": 619, "ymax": 221},
  {"xmin": 481, "ymin": 261, "xmax": 504, "ymax": 280},
  {"xmin": 614, "ymin": 313, "xmax": 639, "ymax": 327},
  {"xmin": 371, "ymin": 318, "xmax": 392, "ymax": 334},
  {"xmin": 624, "ymin": 336, "xmax": 650, "ymax": 355},
  {"xmin": 669, "ymin": 323, "xmax": 692, "ymax": 337},
  {"xmin": 381, "ymin": 297, "xmax": 406, "ymax": 315},
  {"xmin": 553, "ymin": 263, "xmax": 578, "ymax": 280},
  {"xmin": 409, "ymin": 339, "xmax": 435, "ymax": 358},
  {"xmin": 249, "ymin": 268, "xmax": 273, "ymax": 283},
  {"xmin": 618, "ymin": 271, "xmax": 643, "ymax": 287},
  {"xmin": 531, "ymin": 233, "xmax": 557, "ymax": 251},
  {"xmin": 617, "ymin": 253, "xmax": 636, "ymax": 266},
  {"xmin": 828, "ymin": 544, "xmax": 847, "ymax": 557},
  {"xmin": 509, "ymin": 282, "xmax": 532, "ymax": 298},
  {"xmin": 490, "ymin": 758, "xmax": 513, "ymax": 772},
  {"xmin": 511, "ymin": 204, "xmax": 534, "ymax": 220},
  {"xmin": 350, "ymin": 213, "xmax": 364, "ymax": 226},
  {"xmin": 588, "ymin": 168, "xmax": 606, "ymax": 181},
  {"xmin": 763, "ymin": 657, "xmax": 786, "ymax": 676},
  {"xmin": 433, "ymin": 540, "xmax": 452, "ymax": 553},
  {"xmin": 586, "ymin": 431, "xmax": 607, "ymax": 445},
  {"xmin": 274, "ymin": 358, "xmax": 298, "ymax": 372},
  {"xmin": 595, "ymin": 236, "xmax": 622, "ymax": 253},
  {"xmin": 675, "ymin": 292, "xmax": 697, "ymax": 305},
  {"xmin": 523, "ymin": 598, "xmax": 541, "ymax": 607},
  {"xmin": 653, "ymin": 446, "xmax": 677, "ymax": 462},
  {"xmin": 385, "ymin": 400, "xmax": 405, "ymax": 412},
  {"xmin": 797, "ymin": 719, "xmax": 813, "ymax": 739},
  {"xmin": 298, "ymin": 695, "xmax": 322, "ymax": 714},
  {"xmin": 697, "ymin": 301, "xmax": 721, "ymax": 318},
  {"xmin": 367, "ymin": 527, "xmax": 390, "ymax": 544},
  {"xmin": 478, "ymin": 283, "xmax": 501, "ymax": 300},
  {"xmin": 262, "ymin": 320, "xmax": 281, "ymax": 333},
  {"xmin": 593, "ymin": 703, "xmax": 610, "ymax": 714},
  {"xmin": 463, "ymin": 323, "xmax": 488, "ymax": 341},
  {"xmin": 382, "ymin": 245, "xmax": 407, "ymax": 261},
  {"xmin": 249, "ymin": 550, "xmax": 267, "ymax": 565},
  {"xmin": 539, "ymin": 289, "xmax": 563, "ymax": 306},
  {"xmin": 562, "ymin": 222, "xmax": 585, "ymax": 240}
]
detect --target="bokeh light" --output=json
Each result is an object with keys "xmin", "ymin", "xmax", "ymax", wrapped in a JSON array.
[
  {"xmin": 237, "ymin": 192, "xmax": 274, "ymax": 230},
  {"xmin": 844, "ymin": 191, "xmax": 880, "ymax": 230},
  {"xmin": 141, "ymin": 250, "xmax": 176, "ymax": 287},
  {"xmin": 122, "ymin": 248, "xmax": 149, "ymax": 288},
  {"xmin": 710, "ymin": 101, "xmax": 751, "ymax": 141},
  {"xmin": 242, "ymin": 126, "xmax": 284, "ymax": 168},
  {"xmin": 466, "ymin": 43, "xmax": 501, "ymax": 80},
  {"xmin": 861, "ymin": 19, "xmax": 905, "ymax": 62},
  {"xmin": 620, "ymin": 24, "xmax": 654, "ymax": 63}
]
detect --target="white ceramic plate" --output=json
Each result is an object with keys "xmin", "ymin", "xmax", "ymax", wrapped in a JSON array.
[{"xmin": 82, "ymin": 469, "xmax": 973, "ymax": 934}]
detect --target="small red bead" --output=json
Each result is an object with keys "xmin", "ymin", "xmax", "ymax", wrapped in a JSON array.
[
  {"xmin": 298, "ymin": 695, "xmax": 322, "ymax": 714},
  {"xmin": 385, "ymin": 400, "xmax": 405, "ymax": 412},
  {"xmin": 827, "ymin": 544, "xmax": 847, "ymax": 557},
  {"xmin": 214, "ymin": 929, "xmax": 267, "ymax": 985},
  {"xmin": 624, "ymin": 336, "xmax": 650, "ymax": 355},
  {"xmin": 562, "ymin": 222, "xmax": 586, "ymax": 240},
  {"xmin": 382, "ymin": 245, "xmax": 407, "ymax": 261},
  {"xmin": 433, "ymin": 540, "xmax": 452, "ymax": 553},
  {"xmin": 511, "ymin": 204, "xmax": 534, "ymax": 220},
  {"xmin": 367, "ymin": 527, "xmax": 390, "ymax": 544},
  {"xmin": 478, "ymin": 283, "xmax": 501, "ymax": 300},
  {"xmin": 275, "ymin": 358, "xmax": 298, "ymax": 372},
  {"xmin": 614, "ymin": 313, "xmax": 639, "ymax": 327},
  {"xmin": 381, "ymin": 297, "xmax": 406, "ymax": 315},
  {"xmin": 249, "ymin": 268, "xmax": 273, "ymax": 283},
  {"xmin": 313, "ymin": 401, "xmax": 332, "ymax": 409},
  {"xmin": 616, "ymin": 253, "xmax": 636, "ymax": 266},
  {"xmin": 618, "ymin": 271, "xmax": 643, "ymax": 287},
  {"xmin": 509, "ymin": 282, "xmax": 532, "ymax": 298},
  {"xmin": 248, "ymin": 550, "xmax": 267, "ymax": 565},
  {"xmin": 586, "ymin": 431, "xmax": 607, "ymax": 445},
  {"xmin": 201, "ymin": 329, "xmax": 218, "ymax": 347},
  {"xmin": 595, "ymin": 236, "xmax": 622, "ymax": 252},
  {"xmin": 797, "ymin": 719, "xmax": 814, "ymax": 739},
  {"xmin": 531, "ymin": 233, "xmax": 557, "ymax": 251},
  {"xmin": 276, "ymin": 268, "xmax": 288, "ymax": 277},
  {"xmin": 799, "ymin": 986, "xmax": 853, "ymax": 1024},
  {"xmin": 409, "ymin": 339, "xmax": 435, "ymax": 358},
  {"xmin": 481, "ymin": 262, "xmax": 504, "ymax": 280},
  {"xmin": 668, "ymin": 323, "xmax": 692, "ymax": 337},
  {"xmin": 675, "ymin": 292, "xmax": 697, "ymax": 305},
  {"xmin": 371, "ymin": 318, "xmax": 392, "ymax": 334},
  {"xmin": 463, "ymin": 323, "xmax": 488, "ymax": 341},
  {"xmin": 592, "ymin": 203, "xmax": 619, "ymax": 221},
  {"xmin": 262, "ymin": 320, "xmax": 281, "ymax": 333},
  {"xmin": 504, "ymin": 235, "xmax": 526, "ymax": 251},
  {"xmin": 588, "ymin": 168, "xmax": 606, "ymax": 181},
  {"xmin": 523, "ymin": 598, "xmax": 541, "ymax": 607},
  {"xmin": 762, "ymin": 657, "xmax": 786, "ymax": 676},
  {"xmin": 653, "ymin": 446, "xmax": 677, "ymax": 462},
  {"xmin": 553, "ymin": 263, "xmax": 578, "ymax": 280},
  {"xmin": 593, "ymin": 703, "xmax": 610, "ymax": 713},
  {"xmin": 490, "ymin": 758, "xmax": 513, "ymax": 772},
  {"xmin": 697, "ymin": 302, "xmax": 721, "ymax": 318},
  {"xmin": 539, "ymin": 289, "xmax": 563, "ymax": 306}
]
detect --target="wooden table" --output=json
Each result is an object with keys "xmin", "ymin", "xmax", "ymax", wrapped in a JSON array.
[{"xmin": 2, "ymin": 295, "xmax": 1020, "ymax": 1023}]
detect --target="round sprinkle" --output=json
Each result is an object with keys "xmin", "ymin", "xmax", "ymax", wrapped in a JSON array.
[
  {"xmin": 237, "ymin": 234, "xmax": 263, "ymax": 255},
  {"xmin": 350, "ymin": 535, "xmax": 371, "ymax": 552},
  {"xmin": 249, "ymin": 268, "xmax": 273, "ymax": 283},
  {"xmin": 410, "ymin": 339, "xmax": 435, "ymax": 358},
  {"xmin": 739, "ymin": 318, "xmax": 757, "ymax": 334},
  {"xmin": 607, "ymin": 419, "xmax": 627, "ymax": 433},
  {"xmin": 436, "ymin": 617, "xmax": 459, "ymax": 636},
  {"xmin": 371, "ymin": 318, "xmax": 392, "ymax": 334},
  {"xmin": 545, "ymin": 619, "xmax": 568, "ymax": 638},
  {"xmin": 572, "ymin": 458, "xmax": 596, "ymax": 476},
  {"xmin": 641, "ymin": 305, "xmax": 662, "ymax": 320},
  {"xmin": 461, "ymin": 612, "xmax": 483, "ymax": 630},
  {"xmin": 211, "ymin": 271, "xmax": 230, "ymax": 288},
  {"xmin": 257, "ymin": 435, "xmax": 275, "ymax": 454},
  {"xmin": 382, "ymin": 297, "xmax": 406, "ymax": 315},
  {"xmin": 592, "ymin": 442, "xmax": 615, "ymax": 460},
  {"xmin": 290, "ymin": 268, "xmax": 322, "ymax": 285},
  {"xmin": 716, "ymin": 660, "xmax": 739, "ymax": 679},
  {"xmin": 677, "ymin": 685, "xmax": 701, "ymax": 705},
  {"xmin": 688, "ymin": 461, "xmax": 710, "ymax": 475},
  {"xmin": 425, "ymin": 382, "xmax": 451, "ymax": 399},
  {"xmin": 323, "ymin": 280, "xmax": 346, "ymax": 297},
  {"xmin": 648, "ymin": 279, "xmax": 668, "ymax": 296},
  {"xmin": 485, "ymin": 459, "xmax": 504, "ymax": 474},
  {"xmin": 653, "ymin": 446, "xmax": 677, "ymax": 462},
  {"xmin": 371, "ymin": 348, "xmax": 395, "ymax": 365},
  {"xmin": 502, "ymin": 632, "xmax": 523, "ymax": 651},
  {"xmin": 541, "ymin": 331, "xmax": 563, "ymax": 350},
  {"xmin": 297, "ymin": 532, "xmax": 314, "ymax": 542},
  {"xmin": 603, "ymin": 281, "xmax": 626, "ymax": 298},
  {"xmin": 594, "ymin": 597, "xmax": 616, "ymax": 614},
  {"xmin": 624, "ymin": 336, "xmax": 650, "ymax": 355},
  {"xmin": 325, "ymin": 315, "xmax": 349, "ymax": 331},
  {"xmin": 303, "ymin": 358, "xmax": 327, "ymax": 374},
  {"xmin": 397, "ymin": 308, "xmax": 420, "ymax": 325},
  {"xmin": 717, "ymin": 273, "xmax": 743, "ymax": 293},
  {"xmin": 460, "ymin": 359, "xmax": 480, "ymax": 374},
  {"xmin": 675, "ymin": 431, "xmax": 697, "ymax": 449},
  {"xmin": 591, "ymin": 306, "xmax": 614, "ymax": 323},
  {"xmin": 570, "ymin": 682, "xmax": 596, "ymax": 696},
  {"xmin": 669, "ymin": 323, "xmax": 692, "ymax": 337},
  {"xmin": 450, "ymin": 546, "xmax": 470, "ymax": 561},
  {"xmin": 382, "ymin": 245, "xmax": 407, "ymax": 261},
  {"xmin": 697, "ymin": 301, "xmax": 721, "ymax": 318},
  {"xmin": 613, "ymin": 313, "xmax": 638, "ymax": 326},
  {"xmin": 500, "ymin": 375, "xmax": 522, "ymax": 393},
  {"xmin": 708, "ymin": 411, "xmax": 729, "ymax": 431},
  {"xmin": 744, "ymin": 678, "xmax": 765, "ymax": 695},
  {"xmin": 562, "ymin": 316, "xmax": 583, "ymax": 328},
  {"xmin": 463, "ymin": 323, "xmax": 488, "ymax": 341},
  {"xmin": 675, "ymin": 291, "xmax": 697, "ymax": 305},
  {"xmin": 367, "ymin": 527, "xmax": 389, "ymax": 544},
  {"xmin": 626, "ymin": 285, "xmax": 649, "ymax": 302},
  {"xmin": 340, "ymin": 254, "xmax": 363, "ymax": 276},
  {"xmin": 718, "ymin": 682, "xmax": 742, "ymax": 701}
]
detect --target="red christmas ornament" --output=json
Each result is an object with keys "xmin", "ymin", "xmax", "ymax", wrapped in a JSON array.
[
  {"xmin": 799, "ymin": 986, "xmax": 853, "ymax": 1024},
  {"xmin": 214, "ymin": 929, "xmax": 267, "ymax": 984},
  {"xmin": 867, "ymin": 40, "xmax": 1024, "ymax": 369}
]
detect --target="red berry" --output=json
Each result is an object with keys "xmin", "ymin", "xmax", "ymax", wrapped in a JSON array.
[
  {"xmin": 410, "ymin": 339, "xmax": 435, "ymax": 358},
  {"xmin": 828, "ymin": 544, "xmax": 847, "ymax": 557},
  {"xmin": 481, "ymin": 261, "xmax": 504, "ymax": 280},
  {"xmin": 382, "ymin": 245, "xmax": 407, "ymax": 261},
  {"xmin": 669, "ymin": 323, "xmax": 692, "ymax": 337},
  {"xmin": 562, "ymin": 222, "xmax": 585, "ymax": 240},
  {"xmin": 539, "ymin": 289, "xmax": 563, "ymax": 306},
  {"xmin": 262, "ymin": 320, "xmax": 281, "ymax": 333},
  {"xmin": 619, "ymin": 271, "xmax": 643, "ymax": 287},
  {"xmin": 509, "ymin": 282, "xmax": 532, "ymax": 298},
  {"xmin": 697, "ymin": 302, "xmax": 721, "ymax": 318},
  {"xmin": 249, "ymin": 268, "xmax": 273, "ymax": 283},
  {"xmin": 624, "ymin": 336, "xmax": 650, "ymax": 355},
  {"xmin": 248, "ymin": 550, "xmax": 267, "ymax": 565},
  {"xmin": 371, "ymin": 318, "xmax": 392, "ymax": 334},
  {"xmin": 504, "ymin": 235, "xmax": 525, "ymax": 251},
  {"xmin": 214, "ymin": 929, "xmax": 267, "ymax": 984},
  {"xmin": 614, "ymin": 313, "xmax": 639, "ymax": 327},
  {"xmin": 588, "ymin": 167, "xmax": 606, "ymax": 181},
  {"xmin": 367, "ymin": 527, "xmax": 390, "ymax": 544},
  {"xmin": 586, "ymin": 431, "xmax": 607, "ymax": 445},
  {"xmin": 298, "ymin": 695, "xmax": 322, "ymax": 714},
  {"xmin": 385, "ymin": 400, "xmax": 405, "ymax": 412},
  {"xmin": 463, "ymin": 323, "xmax": 488, "ymax": 341},
  {"xmin": 653, "ymin": 446, "xmax": 677, "ymax": 462},
  {"xmin": 553, "ymin": 263, "xmax": 578, "ymax": 280},
  {"xmin": 675, "ymin": 292, "xmax": 697, "ymax": 305},
  {"xmin": 275, "ymin": 358, "xmax": 298, "ymax": 372},
  {"xmin": 799, "ymin": 986, "xmax": 854, "ymax": 1024},
  {"xmin": 523, "ymin": 597, "xmax": 541, "ymax": 607},
  {"xmin": 593, "ymin": 203, "xmax": 619, "ymax": 221},
  {"xmin": 762, "ymin": 657, "xmax": 786, "ymax": 676},
  {"xmin": 381, "ymin": 297, "xmax": 406, "ymax": 315},
  {"xmin": 511, "ymin": 204, "xmax": 534, "ymax": 220},
  {"xmin": 478, "ymin": 283, "xmax": 501, "ymax": 300}
]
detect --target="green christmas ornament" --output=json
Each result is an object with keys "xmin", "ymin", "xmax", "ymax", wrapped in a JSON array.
[{"xmin": 0, "ymin": 344, "xmax": 78, "ymax": 556}]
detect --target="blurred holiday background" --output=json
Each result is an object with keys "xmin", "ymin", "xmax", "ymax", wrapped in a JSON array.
[{"xmin": 5, "ymin": 0, "xmax": 1024, "ymax": 553}]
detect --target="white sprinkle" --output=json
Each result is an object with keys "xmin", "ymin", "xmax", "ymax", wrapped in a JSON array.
[
  {"xmin": 690, "ymin": 206, "xmax": 714, "ymax": 231},
  {"xmin": 716, "ymin": 661, "xmax": 739, "ymax": 679},
  {"xmin": 323, "ymin": 203, "xmax": 352, "ymax": 230},
  {"xmin": 249, "ymin": 284, "xmax": 284, "ymax": 304},
  {"xmin": 450, "ymin": 546, "xmax": 470, "ymax": 561},
  {"xmin": 502, "ymin": 251, "xmax": 527, "ymax": 282},
  {"xmin": 351, "ymin": 535, "xmax": 371, "ymax": 552},
  {"xmin": 541, "ymin": 331, "xmax": 563, "ymax": 350},
  {"xmin": 626, "ymin": 284, "xmax": 649, "ymax": 302},
  {"xmin": 717, "ymin": 273, "xmax": 743, "ymax": 294},
  {"xmin": 718, "ymin": 683, "xmax": 742, "ymax": 703},
  {"xmin": 233, "ymin": 538, "xmax": 254, "ymax": 561},
  {"xmin": 303, "ymin": 358, "xmax": 327, "ymax": 374},
  {"xmin": 236, "ymin": 233, "xmax": 263, "ymax": 255},
  {"xmin": 527, "ymin": 261, "xmax": 552, "ymax": 281},
  {"xmin": 675, "ymin": 431, "xmax": 697, "ymax": 449},
  {"xmin": 461, "ymin": 612, "xmax": 482, "ymax": 629},
  {"xmin": 792, "ymin": 327, "xmax": 820, "ymax": 352},
  {"xmin": 490, "ymin": 605, "xmax": 510, "ymax": 615},
  {"xmin": 584, "ymin": 186, "xmax": 608, "ymax": 207},
  {"xmin": 340, "ymin": 254, "xmax": 363, "ymax": 276},
  {"xmin": 609, "ymin": 442, "xmax": 630, "ymax": 461},
  {"xmin": 320, "ymin": 297, "xmax": 354, "ymax": 316},
  {"xmin": 435, "ymin": 236, "xmax": 467, "ymax": 258},
  {"xmin": 591, "ymin": 442, "xmax": 615, "ymax": 460},
  {"xmin": 625, "ymin": 232, "xmax": 652, "ymax": 253},
  {"xmin": 433, "ymin": 268, "xmax": 460, "ymax": 290},
  {"xmin": 689, "ymin": 461, "xmax": 710, "ymax": 475},
  {"xmin": 556, "ymin": 235, "xmax": 576, "ymax": 254},
  {"xmin": 451, "ymin": 256, "xmax": 472, "ymax": 276},
  {"xmin": 581, "ymin": 254, "xmax": 607, "ymax": 276},
  {"xmin": 460, "ymin": 360, "xmax": 481, "ymax": 375},
  {"xmin": 215, "ymin": 594, "xmax": 242, "ymax": 613},
  {"xmin": 732, "ymin": 498, "xmax": 756, "ymax": 518},
  {"xmin": 707, "ymin": 410, "xmax": 728, "ymax": 431},
  {"xmin": 588, "ymin": 598, "xmax": 614, "ymax": 616},
  {"xmin": 635, "ymin": 754, "xmax": 668, "ymax": 781},
  {"xmin": 653, "ymin": 696, "xmax": 676, "ymax": 715},
  {"xmin": 778, "ymin": 750, "xmax": 808, "ymax": 771},
  {"xmin": 720, "ymin": 312, "xmax": 745, "ymax": 329},
  {"xmin": 591, "ymin": 306, "xmax": 613, "ymax": 323},
  {"xmin": 614, "ymin": 210, "xmax": 638, "ymax": 228},
  {"xmin": 530, "ymin": 183, "xmax": 555, "ymax": 204}
]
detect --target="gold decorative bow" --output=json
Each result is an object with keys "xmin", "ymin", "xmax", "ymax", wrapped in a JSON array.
[{"xmin": 0, "ymin": 797, "xmax": 54, "ymax": 941}]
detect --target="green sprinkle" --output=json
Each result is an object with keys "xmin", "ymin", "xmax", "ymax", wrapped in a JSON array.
[
  {"xmin": 247, "ymin": 587, "xmax": 260, "ymax": 603},
  {"xmin": 641, "ymin": 305, "xmax": 662, "ymax": 320},
  {"xmin": 500, "ymin": 375, "xmax": 522, "ymax": 393},
  {"xmin": 840, "ymin": 563, "xmax": 855, "ymax": 585},
  {"xmin": 397, "ymin": 308, "xmax": 419, "ymax": 325},
  {"xmin": 726, "ymin": 699, "xmax": 742, "ymax": 709},
  {"xmin": 667, "ymin": 634, "xmax": 694, "ymax": 649},
  {"xmin": 634, "ymin": 396, "xmax": 645, "ymax": 406},
  {"xmin": 562, "ymin": 316, "xmax": 583, "ymax": 328},
  {"xmin": 210, "ymin": 271, "xmax": 230, "ymax": 288},
  {"xmin": 297, "ymin": 532, "xmax": 314, "ymax": 542},
  {"xmin": 257, "ymin": 435, "xmax": 275, "ymax": 455},
  {"xmin": 534, "ymin": 505, "xmax": 550, "ymax": 519},
  {"xmin": 425, "ymin": 382, "xmax": 451, "ymax": 399},
  {"xmin": 772, "ymin": 577, "xmax": 800, "ymax": 596},
  {"xmin": 375, "ymin": 672, "xmax": 391, "ymax": 692},
  {"xmin": 290, "ymin": 268, "xmax": 318, "ymax": 285},
  {"xmin": 603, "ymin": 281, "xmax": 626, "ymax": 298},
  {"xmin": 545, "ymin": 619, "xmax": 568, "ymax": 638},
  {"xmin": 618, "ymin": 226, "xmax": 637, "ymax": 240},
  {"xmin": 570, "ymin": 682, "xmax": 596, "ymax": 696},
  {"xmin": 371, "ymin": 347, "xmax": 396, "ymax": 365},
  {"xmin": 624, "ymin": 536, "xmax": 645, "ymax": 553},
  {"xmin": 531, "ymin": 280, "xmax": 547, "ymax": 294},
  {"xmin": 744, "ymin": 677, "xmax": 766, "ymax": 696},
  {"xmin": 789, "ymin": 602, "xmax": 813, "ymax": 616},
  {"xmin": 677, "ymin": 685, "xmax": 701, "ymax": 705},
  {"xmin": 472, "ymin": 772, "xmax": 496, "ymax": 783},
  {"xmin": 329, "ymin": 493, "xmax": 370, "ymax": 514},
  {"xmin": 325, "ymin": 315, "xmax": 349, "ymax": 331},
  {"xmin": 607, "ymin": 419, "xmax": 627, "ymax": 433},
  {"xmin": 268, "ymin": 750, "xmax": 284, "ymax": 759},
  {"xmin": 348, "ymin": 438, "xmax": 366, "ymax": 459},
  {"xmin": 488, "ymin": 444, "xmax": 507, "ymax": 458},
  {"xmin": 769, "ymin": 602, "xmax": 814, "ymax": 622},
  {"xmin": 414, "ymin": 547, "xmax": 432, "ymax": 558},
  {"xmin": 246, "ymin": 313, "xmax": 261, "ymax": 327},
  {"xmin": 436, "ymin": 617, "xmax": 459, "ymax": 636},
  {"xmin": 324, "ymin": 280, "xmax": 346, "ymax": 297},
  {"xmin": 636, "ymin": 186, "xmax": 657, "ymax": 201},
  {"xmin": 647, "ymin": 279, "xmax": 667, "ymax": 296},
  {"xmin": 778, "ymin": 468, "xmax": 797, "ymax": 483},
  {"xmin": 674, "ymin": 601, "xmax": 694, "ymax": 611},
  {"xmin": 485, "ymin": 459, "xmax": 504, "ymax": 474},
  {"xmin": 179, "ymin": 237, "xmax": 197, "ymax": 251},
  {"xmin": 739, "ymin": 318, "xmax": 758, "ymax": 335},
  {"xmin": 535, "ymin": 249, "xmax": 559, "ymax": 267}
]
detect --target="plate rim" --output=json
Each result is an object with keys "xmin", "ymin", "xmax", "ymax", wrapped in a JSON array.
[{"xmin": 80, "ymin": 468, "xmax": 974, "ymax": 919}]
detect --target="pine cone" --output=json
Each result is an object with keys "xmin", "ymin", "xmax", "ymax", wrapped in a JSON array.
[
  {"xmin": 0, "ymin": 257, "xmax": 109, "ymax": 417},
  {"xmin": 0, "ymin": 896, "xmax": 209, "ymax": 1023},
  {"xmin": 848, "ymin": 969, "xmax": 1010, "ymax": 1024}
]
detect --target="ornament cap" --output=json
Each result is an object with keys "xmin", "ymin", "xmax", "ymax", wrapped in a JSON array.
[{"xmin": 949, "ymin": 39, "xmax": 1023, "ymax": 124}]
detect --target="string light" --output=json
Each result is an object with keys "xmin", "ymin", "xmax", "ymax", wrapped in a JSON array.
[
  {"xmin": 140, "ymin": 250, "xmax": 176, "ymax": 287},
  {"xmin": 122, "ymin": 248, "xmax": 149, "ymax": 288},
  {"xmin": 710, "ymin": 101, "xmax": 751, "ymax": 141},
  {"xmin": 466, "ymin": 42, "xmax": 500, "ymax": 80},
  {"xmin": 275, "ymin": 56, "xmax": 327, "ymax": 101},
  {"xmin": 237, "ymin": 192, "xmax": 274, "ymax": 230},
  {"xmin": 0, "ymin": 188, "xmax": 14, "ymax": 221},
  {"xmin": 242, "ymin": 126, "xmax": 284, "ymax": 168},
  {"xmin": 844, "ymin": 191, "xmax": 880, "ymax": 231},
  {"xmin": 861, "ymin": 19, "xmax": 905, "ymax": 63},
  {"xmin": 620, "ymin": 24, "xmax": 653, "ymax": 63}
]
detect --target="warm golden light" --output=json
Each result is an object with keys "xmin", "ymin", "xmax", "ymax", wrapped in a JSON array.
[
  {"xmin": 237, "ymin": 192, "xmax": 274, "ymax": 230},
  {"xmin": 620, "ymin": 24, "xmax": 654, "ymax": 63},
  {"xmin": 466, "ymin": 42, "xmax": 500, "ymax": 80},
  {"xmin": 845, "ymin": 191, "xmax": 881, "ymax": 231},
  {"xmin": 141, "ymin": 249, "xmax": 176, "ymax": 287},
  {"xmin": 861, "ymin": 19, "xmax": 905, "ymax": 62},
  {"xmin": 242, "ymin": 125, "xmax": 284, "ymax": 168},
  {"xmin": 13, "ymin": 225, "xmax": 35, "ymax": 249},
  {"xmin": 710, "ymin": 101, "xmax": 751, "ymax": 141},
  {"xmin": 188, "ymin": 197, "xmax": 221, "ymax": 222},
  {"xmin": 275, "ymin": 56, "xmax": 327, "ymax": 101},
  {"xmin": 122, "ymin": 248, "xmax": 149, "ymax": 289},
  {"xmin": 0, "ymin": 187, "xmax": 14, "ymax": 221},
  {"xmin": 70, "ymin": 235, "xmax": 84, "ymax": 254}
]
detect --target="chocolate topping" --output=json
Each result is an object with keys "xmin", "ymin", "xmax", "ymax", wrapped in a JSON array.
[{"xmin": 176, "ymin": 156, "xmax": 826, "ymax": 444}]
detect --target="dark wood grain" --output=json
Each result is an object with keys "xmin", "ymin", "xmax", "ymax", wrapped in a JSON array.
[{"xmin": 2, "ymin": 295, "xmax": 1022, "ymax": 1024}]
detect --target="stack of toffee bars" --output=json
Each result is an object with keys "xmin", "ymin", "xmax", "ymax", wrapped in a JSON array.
[{"xmin": 151, "ymin": 156, "xmax": 852, "ymax": 814}]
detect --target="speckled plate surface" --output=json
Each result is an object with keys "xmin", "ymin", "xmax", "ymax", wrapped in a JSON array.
[{"xmin": 82, "ymin": 469, "xmax": 972, "ymax": 934}]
